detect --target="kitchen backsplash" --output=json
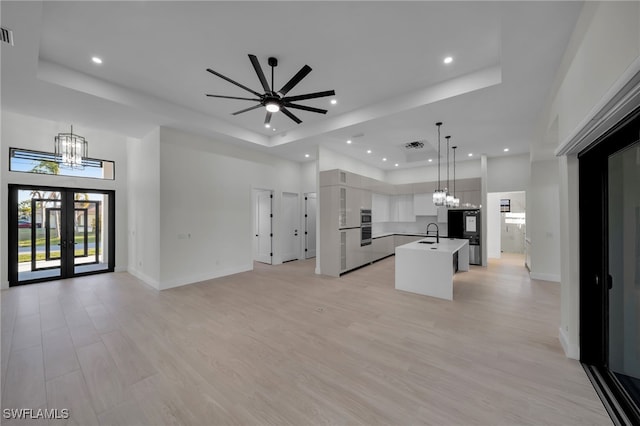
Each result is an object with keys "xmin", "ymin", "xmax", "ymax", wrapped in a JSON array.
[{"xmin": 373, "ymin": 217, "xmax": 449, "ymax": 237}]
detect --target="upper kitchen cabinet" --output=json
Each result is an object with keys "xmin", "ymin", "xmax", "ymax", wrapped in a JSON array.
[
  {"xmin": 414, "ymin": 193, "xmax": 438, "ymax": 216},
  {"xmin": 372, "ymin": 193, "xmax": 390, "ymax": 223},
  {"xmin": 391, "ymin": 194, "xmax": 414, "ymax": 222},
  {"xmin": 319, "ymin": 169, "xmax": 364, "ymax": 189}
]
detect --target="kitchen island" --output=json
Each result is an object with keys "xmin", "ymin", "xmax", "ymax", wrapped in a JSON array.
[{"xmin": 395, "ymin": 238, "xmax": 469, "ymax": 300}]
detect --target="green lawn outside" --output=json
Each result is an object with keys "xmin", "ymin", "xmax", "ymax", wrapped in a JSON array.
[
  {"xmin": 18, "ymin": 248, "xmax": 97, "ymax": 263},
  {"xmin": 18, "ymin": 228, "xmax": 97, "ymax": 247}
]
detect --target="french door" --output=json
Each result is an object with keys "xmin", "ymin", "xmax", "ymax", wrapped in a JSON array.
[{"xmin": 8, "ymin": 185, "xmax": 115, "ymax": 286}]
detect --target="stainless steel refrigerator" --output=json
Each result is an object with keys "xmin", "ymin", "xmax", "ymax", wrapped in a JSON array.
[{"xmin": 448, "ymin": 209, "xmax": 481, "ymax": 265}]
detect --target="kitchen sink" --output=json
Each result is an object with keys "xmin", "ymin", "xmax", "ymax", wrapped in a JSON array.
[{"xmin": 418, "ymin": 241, "xmax": 436, "ymax": 244}]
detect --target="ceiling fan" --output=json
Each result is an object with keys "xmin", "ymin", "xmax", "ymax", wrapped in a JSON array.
[{"xmin": 206, "ymin": 54, "xmax": 336, "ymax": 126}]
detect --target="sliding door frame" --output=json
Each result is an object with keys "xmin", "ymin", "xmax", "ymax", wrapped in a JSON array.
[{"xmin": 578, "ymin": 107, "xmax": 640, "ymax": 424}]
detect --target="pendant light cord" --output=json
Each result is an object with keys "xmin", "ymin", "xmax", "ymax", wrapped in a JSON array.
[
  {"xmin": 436, "ymin": 122, "xmax": 442, "ymax": 191},
  {"xmin": 446, "ymin": 135, "xmax": 451, "ymax": 192},
  {"xmin": 452, "ymin": 145, "xmax": 457, "ymax": 197}
]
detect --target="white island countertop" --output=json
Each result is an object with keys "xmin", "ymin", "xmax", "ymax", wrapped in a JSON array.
[{"xmin": 395, "ymin": 238, "xmax": 469, "ymax": 300}]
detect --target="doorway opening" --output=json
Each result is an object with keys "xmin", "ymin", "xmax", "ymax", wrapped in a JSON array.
[
  {"xmin": 9, "ymin": 185, "xmax": 115, "ymax": 286},
  {"xmin": 252, "ymin": 189, "xmax": 273, "ymax": 265},
  {"xmin": 304, "ymin": 193, "xmax": 317, "ymax": 259},
  {"xmin": 487, "ymin": 191, "xmax": 527, "ymax": 263}
]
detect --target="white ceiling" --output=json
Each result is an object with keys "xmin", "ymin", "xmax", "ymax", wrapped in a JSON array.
[{"xmin": 1, "ymin": 1, "xmax": 582, "ymax": 169}]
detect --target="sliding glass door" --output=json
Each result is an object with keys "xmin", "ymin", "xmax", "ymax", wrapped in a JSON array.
[
  {"xmin": 608, "ymin": 141, "xmax": 640, "ymax": 407},
  {"xmin": 8, "ymin": 185, "xmax": 115, "ymax": 286},
  {"xmin": 579, "ymin": 107, "xmax": 640, "ymax": 423}
]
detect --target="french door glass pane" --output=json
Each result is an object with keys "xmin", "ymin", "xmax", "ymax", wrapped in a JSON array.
[
  {"xmin": 608, "ymin": 140, "xmax": 640, "ymax": 406},
  {"xmin": 17, "ymin": 189, "xmax": 63, "ymax": 282},
  {"xmin": 74, "ymin": 192, "xmax": 109, "ymax": 274}
]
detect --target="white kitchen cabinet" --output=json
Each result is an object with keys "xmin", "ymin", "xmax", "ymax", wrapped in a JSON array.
[
  {"xmin": 372, "ymin": 193, "xmax": 390, "ymax": 222},
  {"xmin": 414, "ymin": 193, "xmax": 438, "ymax": 216},
  {"xmin": 391, "ymin": 194, "xmax": 414, "ymax": 222},
  {"xmin": 344, "ymin": 228, "xmax": 362, "ymax": 271},
  {"xmin": 371, "ymin": 235, "xmax": 394, "ymax": 261}
]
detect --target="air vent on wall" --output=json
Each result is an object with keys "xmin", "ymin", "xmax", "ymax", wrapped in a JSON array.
[
  {"xmin": 1, "ymin": 27, "xmax": 14, "ymax": 46},
  {"xmin": 404, "ymin": 141, "xmax": 425, "ymax": 149}
]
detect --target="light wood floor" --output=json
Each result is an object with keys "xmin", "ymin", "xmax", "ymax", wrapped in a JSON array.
[{"xmin": 1, "ymin": 254, "xmax": 611, "ymax": 425}]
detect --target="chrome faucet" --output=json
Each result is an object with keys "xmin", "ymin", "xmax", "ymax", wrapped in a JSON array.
[{"xmin": 426, "ymin": 222, "xmax": 439, "ymax": 244}]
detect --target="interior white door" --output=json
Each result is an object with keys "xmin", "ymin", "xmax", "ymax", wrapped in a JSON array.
[
  {"xmin": 253, "ymin": 189, "xmax": 272, "ymax": 264},
  {"xmin": 305, "ymin": 193, "xmax": 317, "ymax": 258},
  {"xmin": 282, "ymin": 192, "xmax": 299, "ymax": 262}
]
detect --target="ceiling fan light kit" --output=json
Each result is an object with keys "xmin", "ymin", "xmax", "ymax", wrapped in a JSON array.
[{"xmin": 206, "ymin": 54, "xmax": 335, "ymax": 126}]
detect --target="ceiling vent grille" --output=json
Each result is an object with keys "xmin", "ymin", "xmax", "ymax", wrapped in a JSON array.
[
  {"xmin": 1, "ymin": 27, "xmax": 14, "ymax": 46},
  {"xmin": 404, "ymin": 141, "xmax": 425, "ymax": 149}
]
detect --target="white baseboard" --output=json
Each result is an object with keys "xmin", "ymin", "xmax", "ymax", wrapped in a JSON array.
[
  {"xmin": 559, "ymin": 326, "xmax": 580, "ymax": 360},
  {"xmin": 127, "ymin": 268, "xmax": 160, "ymax": 290},
  {"xmin": 530, "ymin": 272, "xmax": 561, "ymax": 283},
  {"xmin": 160, "ymin": 264, "xmax": 253, "ymax": 290},
  {"xmin": 114, "ymin": 266, "xmax": 127, "ymax": 273}
]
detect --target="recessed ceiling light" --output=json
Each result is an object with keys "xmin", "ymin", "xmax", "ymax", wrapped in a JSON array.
[
  {"xmin": 428, "ymin": 158, "xmax": 433, "ymax": 162},
  {"xmin": 92, "ymin": 56, "xmax": 103, "ymax": 64},
  {"xmin": 382, "ymin": 158, "xmax": 387, "ymax": 162},
  {"xmin": 330, "ymin": 99, "xmax": 337, "ymax": 105},
  {"xmin": 367, "ymin": 150, "xmax": 372, "ymax": 154},
  {"xmin": 468, "ymin": 153, "xmax": 473, "ymax": 157},
  {"xmin": 444, "ymin": 56, "xmax": 453, "ymax": 64},
  {"xmin": 305, "ymin": 154, "xmax": 310, "ymax": 158},
  {"xmin": 265, "ymin": 123, "xmax": 271, "ymax": 128},
  {"xmin": 394, "ymin": 163, "xmax": 399, "ymax": 167},
  {"xmin": 346, "ymin": 140, "xmax": 352, "ymax": 144},
  {"xmin": 272, "ymin": 128, "xmax": 276, "ymax": 131},
  {"xmin": 504, "ymin": 148, "xmax": 509, "ymax": 152}
]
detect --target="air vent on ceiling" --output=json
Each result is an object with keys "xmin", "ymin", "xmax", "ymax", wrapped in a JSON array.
[
  {"xmin": 1, "ymin": 27, "xmax": 14, "ymax": 46},
  {"xmin": 404, "ymin": 141, "xmax": 425, "ymax": 149}
]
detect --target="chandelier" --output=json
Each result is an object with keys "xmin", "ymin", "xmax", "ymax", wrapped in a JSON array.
[
  {"xmin": 54, "ymin": 125, "xmax": 88, "ymax": 169},
  {"xmin": 432, "ymin": 122, "xmax": 446, "ymax": 206}
]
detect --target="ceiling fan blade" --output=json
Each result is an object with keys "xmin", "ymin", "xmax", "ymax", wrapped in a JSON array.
[
  {"xmin": 280, "ymin": 106, "xmax": 302, "ymax": 124},
  {"xmin": 282, "ymin": 90, "xmax": 335, "ymax": 103},
  {"xmin": 206, "ymin": 94, "xmax": 261, "ymax": 101},
  {"xmin": 278, "ymin": 65, "xmax": 312, "ymax": 96},
  {"xmin": 248, "ymin": 54, "xmax": 271, "ymax": 93},
  {"xmin": 284, "ymin": 103, "xmax": 328, "ymax": 114},
  {"xmin": 231, "ymin": 104, "xmax": 263, "ymax": 115},
  {"xmin": 206, "ymin": 68, "xmax": 263, "ymax": 97},
  {"xmin": 264, "ymin": 112, "xmax": 272, "ymax": 126}
]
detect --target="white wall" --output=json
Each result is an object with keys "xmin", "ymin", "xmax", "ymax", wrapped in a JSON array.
[
  {"xmin": 487, "ymin": 193, "xmax": 502, "ymax": 258},
  {"xmin": 127, "ymin": 128, "xmax": 161, "ymax": 288},
  {"xmin": 528, "ymin": 160, "xmax": 561, "ymax": 282},
  {"xmin": 0, "ymin": 111, "xmax": 129, "ymax": 289},
  {"xmin": 536, "ymin": 1, "xmax": 640, "ymax": 359},
  {"xmin": 486, "ymin": 154, "xmax": 530, "ymax": 193},
  {"xmin": 318, "ymin": 146, "xmax": 385, "ymax": 181},
  {"xmin": 156, "ymin": 127, "xmax": 306, "ymax": 289},
  {"xmin": 385, "ymin": 159, "xmax": 481, "ymax": 185}
]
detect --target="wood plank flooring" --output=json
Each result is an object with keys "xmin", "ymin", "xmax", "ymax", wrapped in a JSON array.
[{"xmin": 1, "ymin": 254, "xmax": 611, "ymax": 425}]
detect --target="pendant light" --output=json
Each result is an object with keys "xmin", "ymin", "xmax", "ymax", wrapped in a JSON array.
[
  {"xmin": 452, "ymin": 145, "xmax": 460, "ymax": 208},
  {"xmin": 445, "ymin": 135, "xmax": 454, "ymax": 207},
  {"xmin": 432, "ymin": 122, "xmax": 446, "ymax": 206},
  {"xmin": 54, "ymin": 125, "xmax": 88, "ymax": 169}
]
